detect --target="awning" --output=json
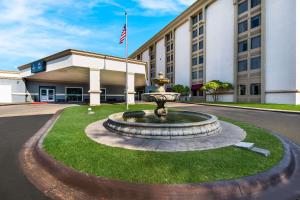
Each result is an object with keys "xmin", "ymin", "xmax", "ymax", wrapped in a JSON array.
[{"xmin": 191, "ymin": 84, "xmax": 203, "ymax": 90}]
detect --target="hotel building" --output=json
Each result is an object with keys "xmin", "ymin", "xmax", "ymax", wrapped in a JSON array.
[
  {"xmin": 130, "ymin": 0, "xmax": 299, "ymax": 104},
  {"xmin": 0, "ymin": 0, "xmax": 299, "ymax": 105}
]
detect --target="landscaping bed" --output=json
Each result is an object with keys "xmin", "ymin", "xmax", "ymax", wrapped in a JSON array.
[{"xmin": 43, "ymin": 104, "xmax": 284, "ymax": 184}]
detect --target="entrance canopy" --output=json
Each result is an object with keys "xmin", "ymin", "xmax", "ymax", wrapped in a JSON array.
[{"xmin": 18, "ymin": 49, "xmax": 147, "ymax": 87}]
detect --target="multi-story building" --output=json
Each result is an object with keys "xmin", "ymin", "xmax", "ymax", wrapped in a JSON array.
[{"xmin": 130, "ymin": 0, "xmax": 299, "ymax": 104}]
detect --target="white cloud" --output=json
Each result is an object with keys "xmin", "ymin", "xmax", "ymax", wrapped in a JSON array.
[{"xmin": 133, "ymin": 0, "xmax": 196, "ymax": 15}]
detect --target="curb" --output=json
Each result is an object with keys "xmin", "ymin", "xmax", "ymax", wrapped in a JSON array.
[
  {"xmin": 19, "ymin": 109, "xmax": 296, "ymax": 200},
  {"xmin": 180, "ymin": 102, "xmax": 300, "ymax": 115}
]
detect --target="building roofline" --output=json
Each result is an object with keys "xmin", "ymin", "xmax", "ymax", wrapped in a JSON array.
[
  {"xmin": 129, "ymin": 0, "xmax": 215, "ymax": 59},
  {"xmin": 0, "ymin": 70, "xmax": 20, "ymax": 74},
  {"xmin": 18, "ymin": 49, "xmax": 147, "ymax": 71}
]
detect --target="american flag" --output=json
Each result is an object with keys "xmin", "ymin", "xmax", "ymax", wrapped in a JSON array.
[{"xmin": 119, "ymin": 24, "xmax": 126, "ymax": 44}]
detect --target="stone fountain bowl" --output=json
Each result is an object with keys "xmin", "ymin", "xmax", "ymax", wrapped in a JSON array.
[
  {"xmin": 142, "ymin": 92, "xmax": 180, "ymax": 102},
  {"xmin": 104, "ymin": 110, "xmax": 222, "ymax": 139}
]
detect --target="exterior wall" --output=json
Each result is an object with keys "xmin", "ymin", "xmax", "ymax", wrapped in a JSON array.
[
  {"xmin": 265, "ymin": 0, "xmax": 297, "ymax": 104},
  {"xmin": 0, "ymin": 78, "xmax": 26, "ymax": 103},
  {"xmin": 142, "ymin": 49, "xmax": 150, "ymax": 85},
  {"xmin": 175, "ymin": 21, "xmax": 191, "ymax": 87},
  {"xmin": 155, "ymin": 38, "xmax": 166, "ymax": 76},
  {"xmin": 26, "ymin": 81, "xmax": 90, "ymax": 102},
  {"xmin": 206, "ymin": 0, "xmax": 234, "ymax": 102},
  {"xmin": 297, "ymin": 0, "xmax": 300, "ymax": 92}
]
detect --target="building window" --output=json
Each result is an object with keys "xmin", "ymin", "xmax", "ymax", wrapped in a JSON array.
[
  {"xmin": 192, "ymin": 43, "xmax": 198, "ymax": 52},
  {"xmin": 238, "ymin": 20, "xmax": 248, "ymax": 34},
  {"xmin": 198, "ymin": 70, "xmax": 203, "ymax": 79},
  {"xmin": 192, "ymin": 71, "xmax": 198, "ymax": 80},
  {"xmin": 192, "ymin": 29, "xmax": 198, "ymax": 38},
  {"xmin": 250, "ymin": 56, "xmax": 261, "ymax": 70},
  {"xmin": 250, "ymin": 83, "xmax": 261, "ymax": 95},
  {"xmin": 238, "ymin": 1, "xmax": 248, "ymax": 15},
  {"xmin": 238, "ymin": 60, "xmax": 248, "ymax": 72},
  {"xmin": 239, "ymin": 85, "xmax": 246, "ymax": 95},
  {"xmin": 251, "ymin": 35, "xmax": 261, "ymax": 49},
  {"xmin": 199, "ymin": 26, "xmax": 204, "ymax": 35},
  {"xmin": 192, "ymin": 90, "xmax": 197, "ymax": 96},
  {"xmin": 171, "ymin": 43, "xmax": 173, "ymax": 50},
  {"xmin": 199, "ymin": 12, "xmax": 203, "ymax": 21},
  {"xmin": 192, "ymin": 57, "xmax": 198, "ymax": 66},
  {"xmin": 199, "ymin": 56, "xmax": 204, "ymax": 64},
  {"xmin": 192, "ymin": 16, "xmax": 198, "ymax": 25},
  {"xmin": 251, "ymin": 15, "xmax": 261, "ymax": 29},
  {"xmin": 199, "ymin": 41, "xmax": 203, "ymax": 50},
  {"xmin": 238, "ymin": 40, "xmax": 248, "ymax": 52},
  {"xmin": 251, "ymin": 0, "xmax": 261, "ymax": 8},
  {"xmin": 137, "ymin": 54, "xmax": 141, "ymax": 60},
  {"xmin": 167, "ymin": 56, "xmax": 170, "ymax": 62}
]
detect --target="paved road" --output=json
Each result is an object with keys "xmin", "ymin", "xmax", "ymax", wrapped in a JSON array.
[
  {"xmin": 0, "ymin": 115, "xmax": 51, "ymax": 200},
  {"xmin": 169, "ymin": 103, "xmax": 300, "ymax": 145}
]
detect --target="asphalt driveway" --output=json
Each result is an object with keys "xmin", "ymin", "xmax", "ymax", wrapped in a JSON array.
[
  {"xmin": 169, "ymin": 103, "xmax": 300, "ymax": 145},
  {"xmin": 0, "ymin": 114, "xmax": 51, "ymax": 200}
]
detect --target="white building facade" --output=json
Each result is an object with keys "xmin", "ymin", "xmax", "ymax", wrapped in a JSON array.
[
  {"xmin": 0, "ymin": 49, "xmax": 147, "ymax": 105},
  {"xmin": 131, "ymin": 0, "xmax": 300, "ymax": 104}
]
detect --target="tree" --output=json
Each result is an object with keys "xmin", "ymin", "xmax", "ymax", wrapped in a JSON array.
[
  {"xmin": 201, "ymin": 80, "xmax": 233, "ymax": 102},
  {"xmin": 171, "ymin": 84, "xmax": 190, "ymax": 100}
]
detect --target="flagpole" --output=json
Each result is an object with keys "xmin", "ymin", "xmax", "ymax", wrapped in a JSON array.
[{"xmin": 125, "ymin": 10, "xmax": 129, "ymax": 110}]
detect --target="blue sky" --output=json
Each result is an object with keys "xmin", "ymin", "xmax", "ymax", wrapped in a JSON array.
[{"xmin": 0, "ymin": 0, "xmax": 196, "ymax": 70}]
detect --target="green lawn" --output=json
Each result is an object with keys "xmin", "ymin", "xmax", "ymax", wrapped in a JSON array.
[
  {"xmin": 43, "ymin": 104, "xmax": 284, "ymax": 184},
  {"xmin": 189, "ymin": 100, "xmax": 300, "ymax": 111}
]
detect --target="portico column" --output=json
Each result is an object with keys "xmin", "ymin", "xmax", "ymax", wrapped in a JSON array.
[
  {"xmin": 89, "ymin": 68, "xmax": 101, "ymax": 106},
  {"xmin": 127, "ymin": 72, "xmax": 136, "ymax": 104}
]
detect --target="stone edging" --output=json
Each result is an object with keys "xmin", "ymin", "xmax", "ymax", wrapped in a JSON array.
[
  {"xmin": 183, "ymin": 102, "xmax": 300, "ymax": 115},
  {"xmin": 19, "ymin": 109, "xmax": 296, "ymax": 200}
]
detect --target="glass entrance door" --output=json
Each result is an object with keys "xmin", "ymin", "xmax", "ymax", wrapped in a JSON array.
[
  {"xmin": 66, "ymin": 88, "xmax": 83, "ymax": 102},
  {"xmin": 40, "ymin": 88, "xmax": 55, "ymax": 102}
]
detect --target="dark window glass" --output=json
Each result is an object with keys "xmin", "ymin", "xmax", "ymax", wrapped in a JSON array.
[
  {"xmin": 192, "ymin": 57, "xmax": 198, "ymax": 66},
  {"xmin": 171, "ymin": 55, "xmax": 173, "ymax": 61},
  {"xmin": 251, "ymin": 15, "xmax": 261, "ymax": 28},
  {"xmin": 192, "ymin": 43, "xmax": 198, "ymax": 52},
  {"xmin": 167, "ymin": 45, "xmax": 170, "ymax": 52},
  {"xmin": 167, "ymin": 56, "xmax": 170, "ymax": 62},
  {"xmin": 171, "ymin": 43, "xmax": 173, "ymax": 50},
  {"xmin": 239, "ymin": 85, "xmax": 246, "ymax": 95},
  {"xmin": 137, "ymin": 55, "xmax": 141, "ymax": 60},
  {"xmin": 192, "ymin": 71, "xmax": 197, "ymax": 79},
  {"xmin": 192, "ymin": 90, "xmax": 197, "ymax": 96},
  {"xmin": 251, "ymin": 35, "xmax": 261, "ymax": 49},
  {"xmin": 199, "ymin": 13, "xmax": 203, "ymax": 21},
  {"xmin": 238, "ymin": 20, "xmax": 248, "ymax": 33},
  {"xmin": 199, "ymin": 26, "xmax": 204, "ymax": 35},
  {"xmin": 238, "ymin": 40, "xmax": 248, "ymax": 52},
  {"xmin": 251, "ymin": 0, "xmax": 261, "ymax": 8},
  {"xmin": 238, "ymin": 1, "xmax": 248, "ymax": 15},
  {"xmin": 251, "ymin": 56, "xmax": 261, "ymax": 70},
  {"xmin": 198, "ymin": 70, "xmax": 203, "ymax": 79},
  {"xmin": 238, "ymin": 60, "xmax": 248, "ymax": 72},
  {"xmin": 192, "ymin": 16, "xmax": 198, "ymax": 25},
  {"xmin": 199, "ymin": 41, "xmax": 203, "ymax": 50},
  {"xmin": 250, "ymin": 83, "xmax": 261, "ymax": 95},
  {"xmin": 192, "ymin": 29, "xmax": 198, "ymax": 38},
  {"xmin": 199, "ymin": 56, "xmax": 204, "ymax": 64}
]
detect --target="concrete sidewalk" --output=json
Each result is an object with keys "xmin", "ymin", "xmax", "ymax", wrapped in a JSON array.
[{"xmin": 0, "ymin": 104, "xmax": 76, "ymax": 117}]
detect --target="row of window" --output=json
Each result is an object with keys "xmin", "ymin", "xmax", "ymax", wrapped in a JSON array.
[
  {"xmin": 166, "ymin": 54, "xmax": 174, "ymax": 62},
  {"xmin": 192, "ymin": 70, "xmax": 203, "ymax": 80},
  {"xmin": 192, "ymin": 41, "xmax": 204, "ymax": 52},
  {"xmin": 238, "ymin": 0, "xmax": 261, "ymax": 15},
  {"xmin": 192, "ymin": 26, "xmax": 204, "ymax": 39},
  {"xmin": 238, "ymin": 56, "xmax": 261, "ymax": 72},
  {"xmin": 192, "ymin": 56, "xmax": 204, "ymax": 66},
  {"xmin": 239, "ymin": 83, "xmax": 261, "ymax": 96},
  {"xmin": 238, "ymin": 35, "xmax": 261, "ymax": 52},
  {"xmin": 238, "ymin": 14, "xmax": 261, "ymax": 34}
]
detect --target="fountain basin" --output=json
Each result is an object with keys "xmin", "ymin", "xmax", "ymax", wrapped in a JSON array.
[
  {"xmin": 104, "ymin": 110, "xmax": 222, "ymax": 139},
  {"xmin": 142, "ymin": 92, "xmax": 180, "ymax": 102}
]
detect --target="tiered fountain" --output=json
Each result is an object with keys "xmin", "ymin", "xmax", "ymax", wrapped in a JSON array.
[{"xmin": 105, "ymin": 73, "xmax": 222, "ymax": 139}]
